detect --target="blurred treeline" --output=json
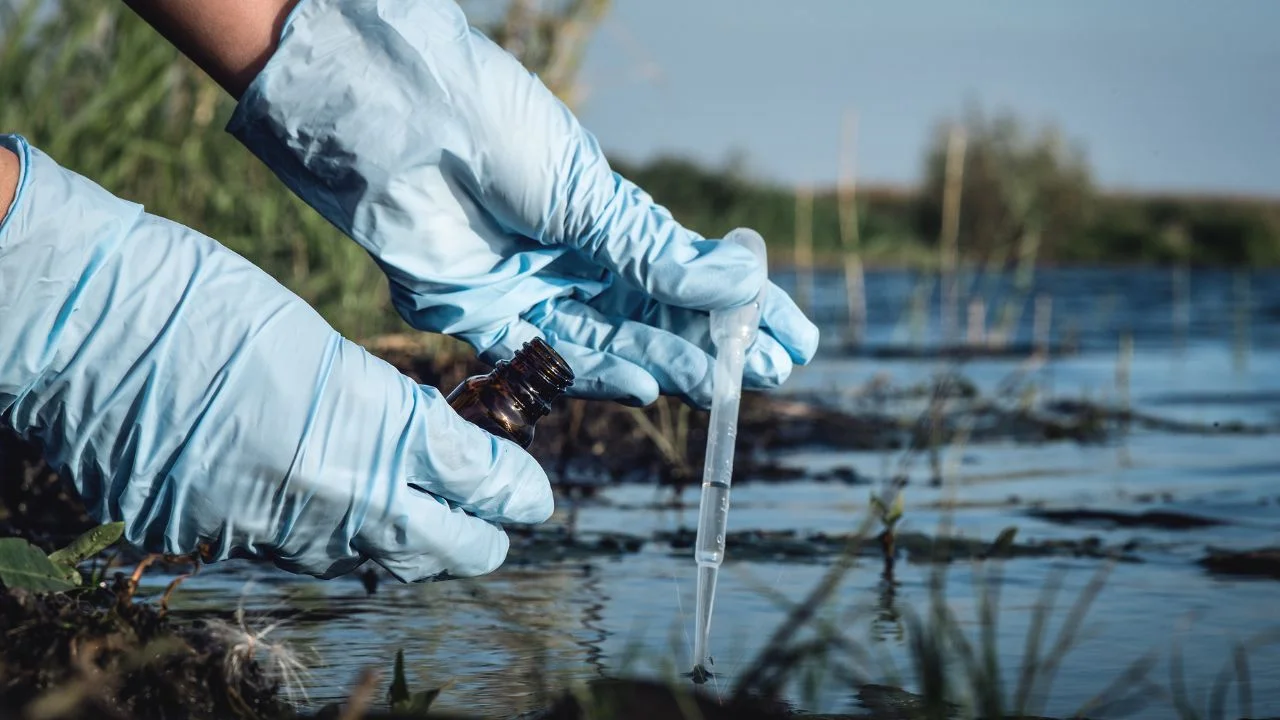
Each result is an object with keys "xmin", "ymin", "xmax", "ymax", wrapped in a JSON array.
[
  {"xmin": 615, "ymin": 108, "xmax": 1280, "ymax": 269},
  {"xmin": 3, "ymin": 0, "xmax": 1278, "ymax": 344}
]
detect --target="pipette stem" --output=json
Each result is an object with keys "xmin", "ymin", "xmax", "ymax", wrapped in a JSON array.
[{"xmin": 690, "ymin": 228, "xmax": 768, "ymax": 680}]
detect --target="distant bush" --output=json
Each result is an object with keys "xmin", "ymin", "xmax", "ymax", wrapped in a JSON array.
[{"xmin": 612, "ymin": 108, "xmax": 1280, "ymax": 270}]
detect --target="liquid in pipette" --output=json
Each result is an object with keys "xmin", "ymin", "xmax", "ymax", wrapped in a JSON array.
[{"xmin": 695, "ymin": 480, "xmax": 731, "ymax": 565}]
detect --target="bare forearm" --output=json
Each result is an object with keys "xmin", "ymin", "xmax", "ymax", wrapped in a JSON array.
[{"xmin": 120, "ymin": 0, "xmax": 300, "ymax": 98}]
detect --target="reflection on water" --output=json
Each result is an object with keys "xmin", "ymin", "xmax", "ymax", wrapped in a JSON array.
[
  {"xmin": 153, "ymin": 269, "xmax": 1280, "ymax": 719},
  {"xmin": 870, "ymin": 576, "xmax": 904, "ymax": 645}
]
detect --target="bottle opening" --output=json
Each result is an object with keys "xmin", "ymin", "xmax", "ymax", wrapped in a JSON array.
[
  {"xmin": 494, "ymin": 337, "xmax": 574, "ymax": 420},
  {"xmin": 510, "ymin": 337, "xmax": 574, "ymax": 394}
]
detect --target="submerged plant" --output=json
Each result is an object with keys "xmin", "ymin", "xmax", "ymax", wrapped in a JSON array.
[
  {"xmin": 870, "ymin": 488, "xmax": 905, "ymax": 578},
  {"xmin": 387, "ymin": 649, "xmax": 450, "ymax": 716}
]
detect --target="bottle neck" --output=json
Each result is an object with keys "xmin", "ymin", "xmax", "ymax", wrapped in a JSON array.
[{"xmin": 491, "ymin": 338, "xmax": 574, "ymax": 421}]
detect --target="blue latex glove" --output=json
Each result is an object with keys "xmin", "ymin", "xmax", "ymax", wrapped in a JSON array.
[
  {"xmin": 0, "ymin": 134, "xmax": 553, "ymax": 582},
  {"xmin": 227, "ymin": 0, "xmax": 820, "ymax": 409}
]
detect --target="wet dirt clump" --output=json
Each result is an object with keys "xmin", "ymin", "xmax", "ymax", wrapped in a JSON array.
[
  {"xmin": 653, "ymin": 528, "xmax": 1143, "ymax": 565},
  {"xmin": 0, "ymin": 577, "xmax": 288, "ymax": 720},
  {"xmin": 1198, "ymin": 546, "xmax": 1280, "ymax": 580},
  {"xmin": 1025, "ymin": 507, "xmax": 1226, "ymax": 531}
]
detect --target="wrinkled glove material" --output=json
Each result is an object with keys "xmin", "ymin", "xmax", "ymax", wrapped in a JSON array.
[
  {"xmin": 0, "ymin": 134, "xmax": 554, "ymax": 582},
  {"xmin": 228, "ymin": 0, "xmax": 820, "ymax": 408}
]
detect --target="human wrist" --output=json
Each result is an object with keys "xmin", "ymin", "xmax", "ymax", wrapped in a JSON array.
[
  {"xmin": 0, "ymin": 136, "xmax": 28, "ymax": 255},
  {"xmin": 0, "ymin": 147, "xmax": 17, "ymax": 224}
]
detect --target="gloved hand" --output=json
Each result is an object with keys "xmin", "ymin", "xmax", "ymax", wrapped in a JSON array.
[
  {"xmin": 227, "ymin": 0, "xmax": 820, "ymax": 409},
  {"xmin": 0, "ymin": 134, "xmax": 553, "ymax": 582}
]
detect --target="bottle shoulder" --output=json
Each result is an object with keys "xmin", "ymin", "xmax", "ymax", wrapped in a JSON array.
[{"xmin": 445, "ymin": 376, "xmax": 535, "ymax": 448}]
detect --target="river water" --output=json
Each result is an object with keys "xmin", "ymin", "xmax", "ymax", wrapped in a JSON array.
[{"xmin": 156, "ymin": 267, "xmax": 1280, "ymax": 719}]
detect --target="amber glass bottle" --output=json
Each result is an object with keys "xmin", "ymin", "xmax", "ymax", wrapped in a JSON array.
[{"xmin": 446, "ymin": 338, "xmax": 575, "ymax": 448}]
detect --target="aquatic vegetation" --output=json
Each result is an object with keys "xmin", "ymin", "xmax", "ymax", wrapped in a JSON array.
[
  {"xmin": 870, "ymin": 488, "xmax": 905, "ymax": 577},
  {"xmin": 387, "ymin": 649, "xmax": 448, "ymax": 715}
]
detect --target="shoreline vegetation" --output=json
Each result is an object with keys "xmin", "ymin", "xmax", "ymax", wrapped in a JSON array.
[{"xmin": 607, "ymin": 153, "xmax": 1280, "ymax": 272}]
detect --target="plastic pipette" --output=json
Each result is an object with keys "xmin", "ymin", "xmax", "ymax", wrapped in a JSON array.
[{"xmin": 691, "ymin": 228, "xmax": 768, "ymax": 682}]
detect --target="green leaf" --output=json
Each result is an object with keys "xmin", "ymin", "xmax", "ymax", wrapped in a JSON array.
[
  {"xmin": 403, "ymin": 688, "xmax": 444, "ymax": 715},
  {"xmin": 886, "ymin": 492, "xmax": 905, "ymax": 524},
  {"xmin": 869, "ymin": 493, "xmax": 886, "ymax": 518},
  {"xmin": 871, "ymin": 491, "xmax": 905, "ymax": 527},
  {"xmin": 388, "ymin": 649, "xmax": 410, "ymax": 709},
  {"xmin": 47, "ymin": 521, "xmax": 125, "ymax": 574},
  {"xmin": 0, "ymin": 538, "xmax": 77, "ymax": 592},
  {"xmin": 387, "ymin": 649, "xmax": 447, "ymax": 716}
]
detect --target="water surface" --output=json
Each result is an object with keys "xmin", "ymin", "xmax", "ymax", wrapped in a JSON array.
[{"xmin": 157, "ymin": 267, "xmax": 1280, "ymax": 719}]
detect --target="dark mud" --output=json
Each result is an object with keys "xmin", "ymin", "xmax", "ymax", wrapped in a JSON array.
[
  {"xmin": 495, "ymin": 525, "xmax": 1142, "ymax": 567},
  {"xmin": 1198, "ymin": 546, "xmax": 1280, "ymax": 580},
  {"xmin": 1025, "ymin": 507, "xmax": 1226, "ymax": 531},
  {"xmin": 0, "ymin": 580, "xmax": 286, "ymax": 720}
]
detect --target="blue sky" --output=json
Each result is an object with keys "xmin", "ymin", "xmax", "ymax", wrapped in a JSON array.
[{"xmin": 571, "ymin": 0, "xmax": 1279, "ymax": 195}]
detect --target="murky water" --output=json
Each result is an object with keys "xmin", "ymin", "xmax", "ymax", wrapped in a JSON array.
[{"xmin": 155, "ymin": 268, "xmax": 1280, "ymax": 719}]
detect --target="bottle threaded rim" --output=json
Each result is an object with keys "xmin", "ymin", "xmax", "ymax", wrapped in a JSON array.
[
  {"xmin": 512, "ymin": 337, "xmax": 575, "ymax": 393},
  {"xmin": 493, "ymin": 337, "xmax": 574, "ymax": 421}
]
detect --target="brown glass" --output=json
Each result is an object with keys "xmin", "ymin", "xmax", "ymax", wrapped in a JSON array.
[{"xmin": 445, "ymin": 337, "xmax": 575, "ymax": 448}]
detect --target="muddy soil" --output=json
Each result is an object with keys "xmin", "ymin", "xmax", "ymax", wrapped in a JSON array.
[
  {"xmin": 0, "ymin": 580, "xmax": 286, "ymax": 720},
  {"xmin": 1198, "ymin": 546, "xmax": 1280, "ymax": 580},
  {"xmin": 1024, "ymin": 507, "xmax": 1227, "ymax": 531}
]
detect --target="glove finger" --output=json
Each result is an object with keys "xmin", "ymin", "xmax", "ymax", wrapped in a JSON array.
[
  {"xmin": 532, "ymin": 299, "xmax": 715, "ymax": 407},
  {"xmin": 401, "ymin": 383, "xmax": 555, "ymax": 525},
  {"xmin": 564, "ymin": 174, "xmax": 767, "ymax": 312},
  {"xmin": 355, "ymin": 489, "xmax": 512, "ymax": 581},
  {"xmin": 759, "ymin": 283, "xmax": 821, "ymax": 365},
  {"xmin": 741, "ymin": 331, "xmax": 799, "ymax": 394},
  {"xmin": 479, "ymin": 319, "xmax": 661, "ymax": 406},
  {"xmin": 590, "ymin": 280, "xmax": 819, "ymax": 369}
]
